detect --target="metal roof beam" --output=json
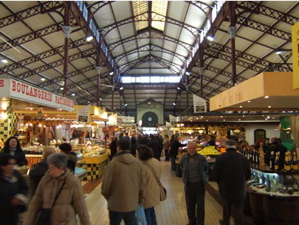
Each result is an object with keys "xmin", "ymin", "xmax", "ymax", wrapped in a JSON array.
[
  {"xmin": 109, "ymin": 28, "xmax": 192, "ymax": 52},
  {"xmin": 115, "ymin": 43, "xmax": 186, "ymax": 64},
  {"xmin": 18, "ymin": 48, "xmax": 95, "ymax": 79},
  {"xmin": 237, "ymin": 1, "xmax": 299, "ymax": 25},
  {"xmin": 100, "ymin": 11, "xmax": 199, "ymax": 38},
  {"xmin": 0, "ymin": 38, "xmax": 88, "ymax": 74},
  {"xmin": 0, "ymin": 1, "xmax": 63, "ymax": 28}
]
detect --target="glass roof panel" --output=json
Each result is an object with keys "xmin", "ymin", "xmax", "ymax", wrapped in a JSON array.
[
  {"xmin": 132, "ymin": 1, "xmax": 149, "ymax": 31},
  {"xmin": 152, "ymin": 0, "xmax": 167, "ymax": 31}
]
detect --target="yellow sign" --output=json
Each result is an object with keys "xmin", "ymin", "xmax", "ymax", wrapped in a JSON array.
[{"xmin": 292, "ymin": 21, "xmax": 299, "ymax": 89}]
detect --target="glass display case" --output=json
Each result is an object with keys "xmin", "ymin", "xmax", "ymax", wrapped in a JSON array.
[{"xmin": 248, "ymin": 165, "xmax": 299, "ymax": 225}]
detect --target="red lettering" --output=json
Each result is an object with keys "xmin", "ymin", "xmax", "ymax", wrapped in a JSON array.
[
  {"xmin": 12, "ymin": 80, "xmax": 16, "ymax": 91},
  {"xmin": 0, "ymin": 80, "xmax": 4, "ymax": 87}
]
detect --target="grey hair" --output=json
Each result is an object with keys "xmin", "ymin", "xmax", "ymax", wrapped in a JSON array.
[{"xmin": 47, "ymin": 153, "xmax": 68, "ymax": 169}]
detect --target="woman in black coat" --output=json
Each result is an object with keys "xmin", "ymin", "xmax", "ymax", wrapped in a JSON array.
[
  {"xmin": 2, "ymin": 136, "xmax": 27, "ymax": 167},
  {"xmin": 0, "ymin": 153, "xmax": 29, "ymax": 225}
]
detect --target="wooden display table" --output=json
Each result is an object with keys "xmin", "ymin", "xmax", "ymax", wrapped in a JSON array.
[{"xmin": 78, "ymin": 153, "xmax": 109, "ymax": 181}]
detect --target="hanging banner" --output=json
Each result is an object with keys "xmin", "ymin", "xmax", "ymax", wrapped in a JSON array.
[
  {"xmin": 77, "ymin": 105, "xmax": 90, "ymax": 122},
  {"xmin": 193, "ymin": 94, "xmax": 207, "ymax": 113},
  {"xmin": 292, "ymin": 21, "xmax": 299, "ymax": 89},
  {"xmin": 169, "ymin": 115, "xmax": 179, "ymax": 123}
]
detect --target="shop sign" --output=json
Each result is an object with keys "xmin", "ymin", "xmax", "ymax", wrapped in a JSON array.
[
  {"xmin": 117, "ymin": 116, "xmax": 135, "ymax": 124},
  {"xmin": 0, "ymin": 78, "xmax": 74, "ymax": 111},
  {"xmin": 292, "ymin": 21, "xmax": 299, "ymax": 89},
  {"xmin": 77, "ymin": 105, "xmax": 90, "ymax": 122},
  {"xmin": 193, "ymin": 94, "xmax": 207, "ymax": 113}
]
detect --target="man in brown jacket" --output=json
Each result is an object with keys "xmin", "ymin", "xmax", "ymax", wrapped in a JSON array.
[{"xmin": 102, "ymin": 139, "xmax": 146, "ymax": 225}]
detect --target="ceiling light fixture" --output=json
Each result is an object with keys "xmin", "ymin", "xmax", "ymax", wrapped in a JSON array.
[
  {"xmin": 185, "ymin": 71, "xmax": 191, "ymax": 76},
  {"xmin": 206, "ymin": 34, "xmax": 214, "ymax": 41},
  {"xmin": 1, "ymin": 59, "xmax": 8, "ymax": 64},
  {"xmin": 247, "ymin": 100, "xmax": 251, "ymax": 103},
  {"xmin": 265, "ymin": 96, "xmax": 269, "ymax": 99},
  {"xmin": 177, "ymin": 87, "xmax": 181, "ymax": 90},
  {"xmin": 71, "ymin": 93, "xmax": 75, "ymax": 96},
  {"xmin": 276, "ymin": 50, "xmax": 283, "ymax": 55},
  {"xmin": 173, "ymin": 103, "xmax": 176, "ymax": 106},
  {"xmin": 124, "ymin": 103, "xmax": 128, "ymax": 107},
  {"xmin": 40, "ymin": 78, "xmax": 46, "ymax": 81},
  {"xmin": 109, "ymin": 71, "xmax": 114, "ymax": 76},
  {"xmin": 268, "ymin": 105, "xmax": 271, "ymax": 108},
  {"xmin": 119, "ymin": 87, "xmax": 124, "ymax": 90},
  {"xmin": 239, "ymin": 106, "xmax": 243, "ymax": 108},
  {"xmin": 86, "ymin": 35, "xmax": 93, "ymax": 42},
  {"xmin": 60, "ymin": 87, "xmax": 64, "ymax": 90}
]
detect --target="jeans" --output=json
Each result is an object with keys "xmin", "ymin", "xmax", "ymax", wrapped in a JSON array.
[
  {"xmin": 184, "ymin": 182, "xmax": 205, "ymax": 225},
  {"xmin": 170, "ymin": 156, "xmax": 176, "ymax": 171},
  {"xmin": 144, "ymin": 207, "xmax": 157, "ymax": 225},
  {"xmin": 109, "ymin": 210, "xmax": 136, "ymax": 225}
]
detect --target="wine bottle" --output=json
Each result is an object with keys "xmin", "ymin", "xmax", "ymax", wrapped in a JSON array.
[
  {"xmin": 266, "ymin": 175, "xmax": 271, "ymax": 192},
  {"xmin": 271, "ymin": 175, "xmax": 278, "ymax": 192},
  {"xmin": 274, "ymin": 153, "xmax": 280, "ymax": 171},
  {"xmin": 292, "ymin": 153, "xmax": 299, "ymax": 171},
  {"xmin": 284, "ymin": 154, "xmax": 291, "ymax": 171}
]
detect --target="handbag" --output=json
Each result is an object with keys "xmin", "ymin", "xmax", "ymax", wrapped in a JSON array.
[
  {"xmin": 135, "ymin": 204, "xmax": 147, "ymax": 225},
  {"xmin": 145, "ymin": 162, "xmax": 167, "ymax": 201},
  {"xmin": 37, "ymin": 180, "xmax": 66, "ymax": 225}
]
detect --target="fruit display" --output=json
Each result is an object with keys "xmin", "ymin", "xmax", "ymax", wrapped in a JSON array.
[{"xmin": 198, "ymin": 146, "xmax": 221, "ymax": 156}]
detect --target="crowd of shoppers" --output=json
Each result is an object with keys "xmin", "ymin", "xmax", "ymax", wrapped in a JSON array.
[
  {"xmin": 24, "ymin": 153, "xmax": 90, "ymax": 225},
  {"xmin": 0, "ymin": 133, "xmax": 278, "ymax": 225},
  {"xmin": 0, "ymin": 136, "xmax": 85, "ymax": 225}
]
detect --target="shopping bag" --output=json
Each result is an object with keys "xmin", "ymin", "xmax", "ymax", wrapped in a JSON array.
[
  {"xmin": 37, "ymin": 208, "xmax": 52, "ymax": 225},
  {"xmin": 160, "ymin": 185, "xmax": 167, "ymax": 201},
  {"xmin": 135, "ymin": 204, "xmax": 147, "ymax": 225}
]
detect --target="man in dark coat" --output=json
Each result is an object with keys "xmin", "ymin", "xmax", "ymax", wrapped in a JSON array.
[
  {"xmin": 169, "ymin": 135, "xmax": 186, "ymax": 171},
  {"xmin": 213, "ymin": 139, "xmax": 251, "ymax": 225},
  {"xmin": 147, "ymin": 134, "xmax": 162, "ymax": 161},
  {"xmin": 180, "ymin": 141, "xmax": 209, "ymax": 225}
]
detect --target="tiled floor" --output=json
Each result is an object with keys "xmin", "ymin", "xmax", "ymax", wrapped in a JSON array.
[{"xmin": 84, "ymin": 160, "xmax": 227, "ymax": 225}]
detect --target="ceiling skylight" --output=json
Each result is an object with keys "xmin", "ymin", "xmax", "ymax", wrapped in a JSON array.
[
  {"xmin": 133, "ymin": 1, "xmax": 148, "ymax": 31},
  {"xmin": 132, "ymin": 0, "xmax": 168, "ymax": 32},
  {"xmin": 151, "ymin": 1, "xmax": 167, "ymax": 31}
]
